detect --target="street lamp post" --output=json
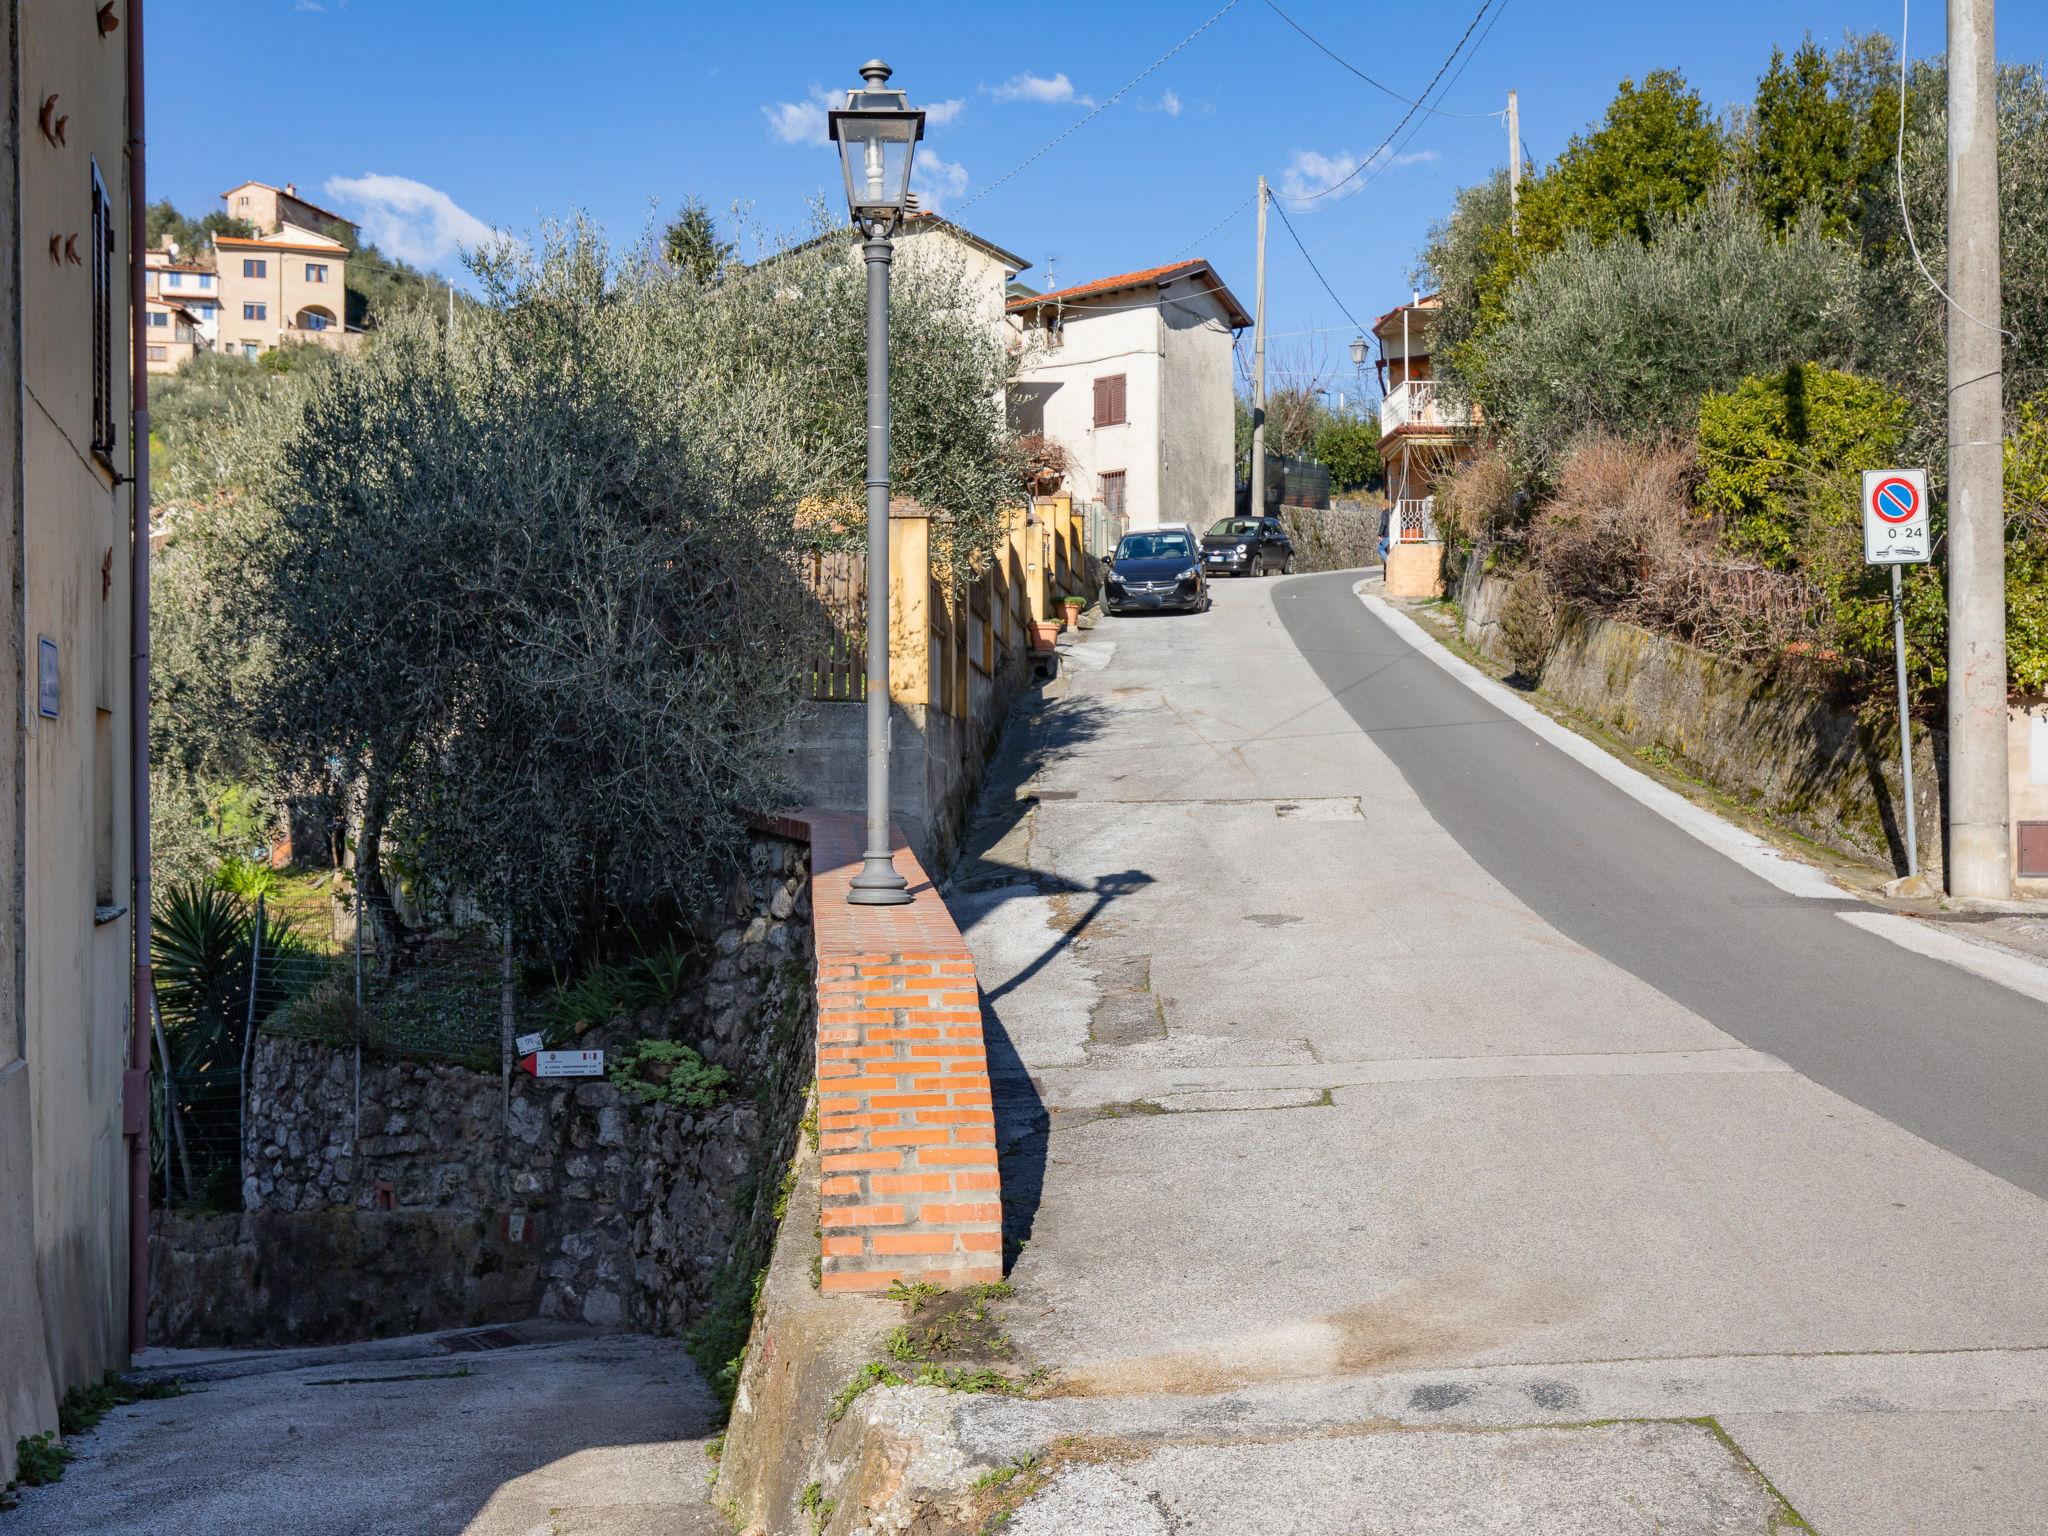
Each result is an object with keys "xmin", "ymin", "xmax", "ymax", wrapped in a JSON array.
[{"xmin": 830, "ymin": 60, "xmax": 924, "ymax": 906}]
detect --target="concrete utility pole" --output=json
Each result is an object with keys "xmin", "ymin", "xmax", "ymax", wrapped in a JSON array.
[
  {"xmin": 1507, "ymin": 91, "xmax": 1521, "ymax": 233},
  {"xmin": 1250, "ymin": 175, "xmax": 1268, "ymax": 519},
  {"xmin": 1945, "ymin": 0, "xmax": 2010, "ymax": 898}
]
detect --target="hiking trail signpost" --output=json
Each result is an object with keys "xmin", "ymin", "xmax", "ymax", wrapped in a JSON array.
[{"xmin": 1863, "ymin": 468, "xmax": 1930, "ymax": 879}]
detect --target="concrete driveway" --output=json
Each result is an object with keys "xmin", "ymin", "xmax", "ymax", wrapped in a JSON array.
[
  {"xmin": 939, "ymin": 569, "xmax": 2048, "ymax": 1534},
  {"xmin": 5, "ymin": 1325, "xmax": 727, "ymax": 1536}
]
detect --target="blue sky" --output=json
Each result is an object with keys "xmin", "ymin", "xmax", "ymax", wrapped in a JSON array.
[{"xmin": 154, "ymin": 0, "xmax": 2046, "ymax": 401}]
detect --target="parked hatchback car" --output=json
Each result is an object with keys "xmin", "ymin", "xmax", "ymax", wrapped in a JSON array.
[
  {"xmin": 1202, "ymin": 516, "xmax": 1295, "ymax": 577},
  {"xmin": 1103, "ymin": 528, "xmax": 1209, "ymax": 615}
]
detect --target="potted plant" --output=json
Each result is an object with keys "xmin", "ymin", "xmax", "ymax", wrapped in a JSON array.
[{"xmin": 1060, "ymin": 593, "xmax": 1085, "ymax": 631}]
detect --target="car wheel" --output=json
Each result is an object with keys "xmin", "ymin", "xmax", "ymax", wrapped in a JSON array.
[
  {"xmin": 1249, "ymin": 553, "xmax": 1264, "ymax": 578},
  {"xmin": 1282, "ymin": 553, "xmax": 1296, "ymax": 574}
]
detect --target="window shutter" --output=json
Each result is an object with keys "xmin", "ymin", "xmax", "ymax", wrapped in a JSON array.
[{"xmin": 1093, "ymin": 374, "xmax": 1127, "ymax": 428}]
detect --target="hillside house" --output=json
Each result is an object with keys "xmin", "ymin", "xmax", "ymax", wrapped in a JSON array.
[
  {"xmin": 1373, "ymin": 292, "xmax": 1479, "ymax": 529},
  {"xmin": 221, "ymin": 178, "xmax": 358, "ymax": 243},
  {"xmin": 1008, "ymin": 259, "xmax": 1250, "ymax": 533},
  {"xmin": 214, "ymin": 225, "xmax": 354, "ymax": 358}
]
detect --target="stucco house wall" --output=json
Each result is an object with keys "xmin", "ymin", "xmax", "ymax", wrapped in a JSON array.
[
  {"xmin": 3, "ymin": 0, "xmax": 139, "ymax": 1481},
  {"xmin": 1014, "ymin": 304, "xmax": 1166, "ymax": 529},
  {"xmin": 1157, "ymin": 285, "xmax": 1237, "ymax": 530},
  {"xmin": 215, "ymin": 226, "xmax": 350, "ymax": 357},
  {"xmin": 1010, "ymin": 261, "xmax": 1247, "ymax": 535}
]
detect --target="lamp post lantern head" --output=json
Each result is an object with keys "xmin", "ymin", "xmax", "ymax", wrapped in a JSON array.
[
  {"xmin": 828, "ymin": 59, "xmax": 925, "ymax": 236},
  {"xmin": 1349, "ymin": 334, "xmax": 1368, "ymax": 368}
]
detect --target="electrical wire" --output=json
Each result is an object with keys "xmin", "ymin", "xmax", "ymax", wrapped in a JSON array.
[
  {"xmin": 1894, "ymin": 0, "xmax": 2012, "ymax": 339},
  {"xmin": 1265, "ymin": 192, "xmax": 1365, "ymax": 333},
  {"xmin": 1172, "ymin": 191, "xmax": 1259, "ymax": 261},
  {"xmin": 953, "ymin": 0, "xmax": 1246, "ymax": 216},
  {"xmin": 1261, "ymin": 0, "xmax": 1504, "ymax": 120},
  {"xmin": 1290, "ymin": 0, "xmax": 1503, "ymax": 205}
]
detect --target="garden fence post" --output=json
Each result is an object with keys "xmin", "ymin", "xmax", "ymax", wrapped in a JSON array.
[{"xmin": 238, "ymin": 895, "xmax": 264, "ymax": 1199}]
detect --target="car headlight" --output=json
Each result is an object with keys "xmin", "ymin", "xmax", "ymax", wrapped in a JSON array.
[
  {"xmin": 1178, "ymin": 565, "xmax": 1200, "ymax": 581},
  {"xmin": 1235, "ymin": 543, "xmax": 1248, "ymax": 554}
]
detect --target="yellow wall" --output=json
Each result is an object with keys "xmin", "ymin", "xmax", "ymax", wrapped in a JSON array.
[
  {"xmin": 2, "ymin": 0, "xmax": 137, "ymax": 1480},
  {"xmin": 215, "ymin": 233, "xmax": 347, "ymax": 356}
]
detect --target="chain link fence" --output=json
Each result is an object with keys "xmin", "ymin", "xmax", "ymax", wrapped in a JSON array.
[{"xmin": 150, "ymin": 872, "xmax": 525, "ymax": 1211}]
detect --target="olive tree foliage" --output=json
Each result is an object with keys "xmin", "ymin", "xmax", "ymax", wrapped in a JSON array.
[
  {"xmin": 1851, "ymin": 54, "xmax": 2048, "ymax": 484},
  {"xmin": 175, "ymin": 215, "xmax": 1019, "ymax": 966},
  {"xmin": 1477, "ymin": 191, "xmax": 1859, "ymax": 479}
]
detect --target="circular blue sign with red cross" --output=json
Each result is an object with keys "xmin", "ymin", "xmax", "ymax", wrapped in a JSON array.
[{"xmin": 1872, "ymin": 476, "xmax": 1921, "ymax": 523}]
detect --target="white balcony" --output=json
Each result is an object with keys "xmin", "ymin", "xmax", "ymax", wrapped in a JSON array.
[
  {"xmin": 1392, "ymin": 497, "xmax": 1439, "ymax": 545},
  {"xmin": 1378, "ymin": 378, "xmax": 1473, "ymax": 438}
]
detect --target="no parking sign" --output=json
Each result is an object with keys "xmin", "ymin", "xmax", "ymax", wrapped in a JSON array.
[{"xmin": 1862, "ymin": 468, "xmax": 1930, "ymax": 565}]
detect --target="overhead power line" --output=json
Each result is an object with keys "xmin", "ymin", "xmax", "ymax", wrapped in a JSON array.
[
  {"xmin": 1265, "ymin": 193, "xmax": 1364, "ymax": 334},
  {"xmin": 955, "ymin": 0, "xmax": 1246, "ymax": 215},
  {"xmin": 1261, "ymin": 0, "xmax": 1504, "ymax": 120},
  {"xmin": 1292, "ymin": 0, "xmax": 1504, "ymax": 205}
]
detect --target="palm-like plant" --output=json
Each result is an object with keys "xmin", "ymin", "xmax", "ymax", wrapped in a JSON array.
[{"xmin": 151, "ymin": 881, "xmax": 321, "ymax": 1206}]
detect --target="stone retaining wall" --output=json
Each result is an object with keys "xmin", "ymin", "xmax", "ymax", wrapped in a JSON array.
[
  {"xmin": 150, "ymin": 832, "xmax": 816, "ymax": 1348},
  {"xmin": 1453, "ymin": 557, "xmax": 1943, "ymax": 878}
]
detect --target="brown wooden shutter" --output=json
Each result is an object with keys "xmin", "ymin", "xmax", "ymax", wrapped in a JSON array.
[{"xmin": 1093, "ymin": 373, "xmax": 1127, "ymax": 428}]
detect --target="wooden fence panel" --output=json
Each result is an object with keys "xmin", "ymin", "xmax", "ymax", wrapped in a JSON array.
[{"xmin": 800, "ymin": 549, "xmax": 867, "ymax": 701}]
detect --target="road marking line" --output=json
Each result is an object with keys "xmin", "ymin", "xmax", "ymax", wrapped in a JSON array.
[{"xmin": 1356, "ymin": 587, "xmax": 1842, "ymax": 901}]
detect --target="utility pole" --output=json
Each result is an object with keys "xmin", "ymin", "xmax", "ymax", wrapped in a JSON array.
[
  {"xmin": 1506, "ymin": 90, "xmax": 1521, "ymax": 233},
  {"xmin": 1945, "ymin": 0, "xmax": 2010, "ymax": 898},
  {"xmin": 1250, "ymin": 176, "xmax": 1268, "ymax": 519}
]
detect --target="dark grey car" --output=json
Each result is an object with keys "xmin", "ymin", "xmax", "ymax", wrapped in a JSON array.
[
  {"xmin": 1201, "ymin": 516, "xmax": 1295, "ymax": 577},
  {"xmin": 1103, "ymin": 529, "xmax": 1208, "ymax": 615}
]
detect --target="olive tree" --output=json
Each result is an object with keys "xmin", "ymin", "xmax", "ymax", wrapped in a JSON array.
[{"xmin": 188, "ymin": 215, "xmax": 1019, "ymax": 966}]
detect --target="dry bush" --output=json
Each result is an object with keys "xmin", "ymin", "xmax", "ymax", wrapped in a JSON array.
[
  {"xmin": 1530, "ymin": 435, "xmax": 1816, "ymax": 659},
  {"xmin": 1433, "ymin": 446, "xmax": 1521, "ymax": 547}
]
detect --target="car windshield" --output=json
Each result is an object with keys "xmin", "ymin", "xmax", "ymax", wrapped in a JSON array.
[
  {"xmin": 1207, "ymin": 519, "xmax": 1262, "ymax": 537},
  {"xmin": 1116, "ymin": 533, "xmax": 1194, "ymax": 561}
]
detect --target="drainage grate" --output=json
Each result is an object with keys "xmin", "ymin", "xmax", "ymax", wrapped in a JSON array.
[{"xmin": 439, "ymin": 1326, "xmax": 526, "ymax": 1354}]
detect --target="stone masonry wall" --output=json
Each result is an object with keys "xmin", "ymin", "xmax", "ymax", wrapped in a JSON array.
[
  {"xmin": 152, "ymin": 832, "xmax": 815, "ymax": 1347},
  {"xmin": 1454, "ymin": 558, "xmax": 1943, "ymax": 878}
]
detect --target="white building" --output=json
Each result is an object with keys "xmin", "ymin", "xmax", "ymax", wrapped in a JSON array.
[{"xmin": 1007, "ymin": 260, "xmax": 1250, "ymax": 532}]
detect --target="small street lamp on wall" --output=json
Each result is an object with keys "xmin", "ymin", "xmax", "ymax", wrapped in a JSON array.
[
  {"xmin": 1349, "ymin": 335, "xmax": 1368, "ymax": 369},
  {"xmin": 829, "ymin": 61, "xmax": 924, "ymax": 906}
]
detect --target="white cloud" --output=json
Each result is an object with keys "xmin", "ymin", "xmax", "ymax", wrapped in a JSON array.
[
  {"xmin": 992, "ymin": 72, "xmax": 1094, "ymax": 108},
  {"xmin": 1278, "ymin": 145, "xmax": 1440, "ymax": 205},
  {"xmin": 1157, "ymin": 89, "xmax": 1182, "ymax": 117},
  {"xmin": 912, "ymin": 151, "xmax": 969, "ymax": 213},
  {"xmin": 762, "ymin": 86, "xmax": 836, "ymax": 147},
  {"xmin": 323, "ymin": 173, "xmax": 496, "ymax": 266},
  {"xmin": 923, "ymin": 98, "xmax": 967, "ymax": 128}
]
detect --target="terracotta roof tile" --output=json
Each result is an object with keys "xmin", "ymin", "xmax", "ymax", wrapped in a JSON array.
[{"xmin": 1006, "ymin": 259, "xmax": 1252, "ymax": 328}]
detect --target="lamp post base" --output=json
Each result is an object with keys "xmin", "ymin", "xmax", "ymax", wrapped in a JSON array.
[{"xmin": 848, "ymin": 853, "xmax": 913, "ymax": 905}]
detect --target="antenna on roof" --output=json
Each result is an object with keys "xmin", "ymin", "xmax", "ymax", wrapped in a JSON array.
[{"xmin": 1044, "ymin": 251, "xmax": 1060, "ymax": 290}]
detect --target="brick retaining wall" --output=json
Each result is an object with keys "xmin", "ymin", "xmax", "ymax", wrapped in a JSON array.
[{"xmin": 765, "ymin": 810, "xmax": 1003, "ymax": 1293}]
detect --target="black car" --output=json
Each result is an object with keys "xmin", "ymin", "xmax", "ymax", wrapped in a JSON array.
[
  {"xmin": 1201, "ymin": 516, "xmax": 1295, "ymax": 577},
  {"xmin": 1103, "ymin": 529, "xmax": 1208, "ymax": 615}
]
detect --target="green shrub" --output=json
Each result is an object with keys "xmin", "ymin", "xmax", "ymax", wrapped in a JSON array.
[
  {"xmin": 2005, "ymin": 396, "xmax": 2048, "ymax": 695},
  {"xmin": 608, "ymin": 1038, "xmax": 731, "ymax": 1110},
  {"xmin": 1500, "ymin": 570, "xmax": 1558, "ymax": 681},
  {"xmin": 12, "ymin": 1431, "xmax": 72, "ymax": 1486},
  {"xmin": 1697, "ymin": 365, "xmax": 1906, "ymax": 571}
]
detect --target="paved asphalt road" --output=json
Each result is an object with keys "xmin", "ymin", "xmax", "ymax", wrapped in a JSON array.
[
  {"xmin": 943, "ymin": 566, "xmax": 2048, "ymax": 1534},
  {"xmin": 1275, "ymin": 570, "xmax": 2048, "ymax": 1201}
]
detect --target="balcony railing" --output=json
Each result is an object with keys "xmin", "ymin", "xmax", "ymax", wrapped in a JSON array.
[
  {"xmin": 1379, "ymin": 378, "xmax": 1473, "ymax": 437},
  {"xmin": 1392, "ymin": 497, "xmax": 1439, "ymax": 545}
]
